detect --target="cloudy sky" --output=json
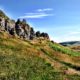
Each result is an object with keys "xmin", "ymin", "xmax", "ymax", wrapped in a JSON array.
[{"xmin": 0, "ymin": 0, "xmax": 80, "ymax": 42}]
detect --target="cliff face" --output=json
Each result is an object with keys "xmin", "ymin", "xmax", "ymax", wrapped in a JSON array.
[{"xmin": 0, "ymin": 10, "xmax": 49, "ymax": 40}]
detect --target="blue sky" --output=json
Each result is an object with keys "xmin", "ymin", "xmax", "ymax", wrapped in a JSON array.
[{"xmin": 0, "ymin": 0, "xmax": 80, "ymax": 42}]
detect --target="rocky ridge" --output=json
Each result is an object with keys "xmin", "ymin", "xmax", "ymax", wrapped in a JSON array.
[{"xmin": 0, "ymin": 10, "xmax": 49, "ymax": 40}]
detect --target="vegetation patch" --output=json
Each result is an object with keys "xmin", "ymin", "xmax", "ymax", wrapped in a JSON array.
[{"xmin": 49, "ymin": 42, "xmax": 80, "ymax": 56}]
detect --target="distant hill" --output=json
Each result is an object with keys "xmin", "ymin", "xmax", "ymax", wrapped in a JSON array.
[{"xmin": 60, "ymin": 41, "xmax": 80, "ymax": 46}]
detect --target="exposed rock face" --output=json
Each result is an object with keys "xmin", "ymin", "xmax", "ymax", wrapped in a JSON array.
[
  {"xmin": 36, "ymin": 31, "xmax": 50, "ymax": 40},
  {"xmin": 26, "ymin": 24, "xmax": 31, "ymax": 39},
  {"xmin": 0, "ymin": 17, "xmax": 6, "ymax": 31},
  {"xmin": 0, "ymin": 10, "xmax": 50, "ymax": 40}
]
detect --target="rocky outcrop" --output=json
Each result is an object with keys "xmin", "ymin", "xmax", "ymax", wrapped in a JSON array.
[
  {"xmin": 0, "ymin": 10, "xmax": 50, "ymax": 40},
  {"xmin": 36, "ymin": 31, "xmax": 49, "ymax": 39}
]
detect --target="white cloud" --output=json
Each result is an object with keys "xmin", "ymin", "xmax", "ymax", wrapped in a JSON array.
[
  {"xmin": 61, "ymin": 36, "xmax": 80, "ymax": 42},
  {"xmin": 19, "ymin": 13, "xmax": 53, "ymax": 19},
  {"xmin": 37, "ymin": 8, "xmax": 53, "ymax": 12},
  {"xmin": 69, "ymin": 31, "xmax": 80, "ymax": 35},
  {"xmin": 52, "ymin": 36, "xmax": 80, "ymax": 43},
  {"xmin": 19, "ymin": 8, "xmax": 54, "ymax": 19},
  {"xmin": 25, "ymin": 12, "xmax": 45, "ymax": 15}
]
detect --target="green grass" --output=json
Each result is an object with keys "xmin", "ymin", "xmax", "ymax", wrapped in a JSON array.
[
  {"xmin": 0, "ymin": 54, "xmax": 79, "ymax": 80},
  {"xmin": 49, "ymin": 42, "xmax": 80, "ymax": 56},
  {"xmin": 0, "ymin": 54, "xmax": 66, "ymax": 80},
  {"xmin": 0, "ymin": 36, "xmax": 80, "ymax": 80},
  {"xmin": 40, "ymin": 47, "xmax": 80, "ymax": 71}
]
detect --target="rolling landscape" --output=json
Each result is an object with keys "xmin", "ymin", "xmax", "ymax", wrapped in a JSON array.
[
  {"xmin": 0, "ymin": 0, "xmax": 80, "ymax": 80},
  {"xmin": 0, "ymin": 10, "xmax": 80, "ymax": 80}
]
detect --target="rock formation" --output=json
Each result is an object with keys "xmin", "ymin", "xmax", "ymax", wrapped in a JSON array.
[{"xmin": 0, "ymin": 10, "xmax": 50, "ymax": 40}]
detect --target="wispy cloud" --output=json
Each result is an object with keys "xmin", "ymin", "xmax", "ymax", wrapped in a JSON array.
[
  {"xmin": 37, "ymin": 8, "xmax": 53, "ymax": 12},
  {"xmin": 19, "ymin": 13, "xmax": 53, "ymax": 19},
  {"xmin": 69, "ymin": 31, "xmax": 80, "ymax": 35},
  {"xmin": 52, "ymin": 34, "xmax": 80, "ymax": 43},
  {"xmin": 19, "ymin": 8, "xmax": 54, "ymax": 19}
]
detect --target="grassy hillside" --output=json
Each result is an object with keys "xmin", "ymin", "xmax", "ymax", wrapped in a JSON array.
[{"xmin": 0, "ymin": 32, "xmax": 80, "ymax": 80}]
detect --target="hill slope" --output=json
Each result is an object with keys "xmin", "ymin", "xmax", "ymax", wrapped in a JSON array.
[
  {"xmin": 60, "ymin": 41, "xmax": 80, "ymax": 52},
  {"xmin": 0, "ymin": 32, "xmax": 80, "ymax": 80},
  {"xmin": 0, "ymin": 10, "xmax": 80, "ymax": 80},
  {"xmin": 60, "ymin": 41, "xmax": 80, "ymax": 46}
]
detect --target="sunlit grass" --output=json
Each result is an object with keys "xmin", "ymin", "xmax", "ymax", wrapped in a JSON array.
[
  {"xmin": 49, "ymin": 42, "xmax": 80, "ymax": 56},
  {"xmin": 0, "ymin": 32, "xmax": 80, "ymax": 79}
]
